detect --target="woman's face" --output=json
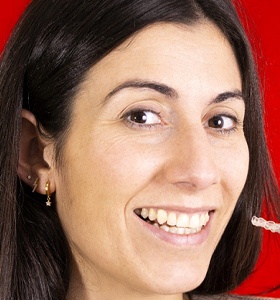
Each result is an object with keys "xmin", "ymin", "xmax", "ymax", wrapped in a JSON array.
[{"xmin": 52, "ymin": 21, "xmax": 249, "ymax": 298}]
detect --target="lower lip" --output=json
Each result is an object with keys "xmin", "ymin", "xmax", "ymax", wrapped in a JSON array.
[{"xmin": 135, "ymin": 212, "xmax": 213, "ymax": 247}]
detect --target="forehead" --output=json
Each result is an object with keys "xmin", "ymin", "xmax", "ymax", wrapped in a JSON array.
[{"xmin": 81, "ymin": 21, "xmax": 241, "ymax": 101}]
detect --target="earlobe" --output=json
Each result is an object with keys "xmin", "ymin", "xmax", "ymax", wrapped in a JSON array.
[{"xmin": 18, "ymin": 109, "xmax": 56, "ymax": 195}]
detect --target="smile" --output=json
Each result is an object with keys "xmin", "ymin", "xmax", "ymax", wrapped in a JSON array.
[{"xmin": 135, "ymin": 208, "xmax": 210, "ymax": 235}]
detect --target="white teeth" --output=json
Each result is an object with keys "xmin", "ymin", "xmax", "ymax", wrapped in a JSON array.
[
  {"xmin": 169, "ymin": 226, "xmax": 177, "ymax": 234},
  {"xmin": 190, "ymin": 228, "xmax": 197, "ymax": 234},
  {"xmin": 160, "ymin": 225, "xmax": 170, "ymax": 232},
  {"xmin": 205, "ymin": 213, "xmax": 210, "ymax": 224},
  {"xmin": 189, "ymin": 214, "xmax": 200, "ymax": 228},
  {"xmin": 141, "ymin": 208, "xmax": 149, "ymax": 219},
  {"xmin": 177, "ymin": 213, "xmax": 189, "ymax": 228},
  {"xmin": 177, "ymin": 227, "xmax": 185, "ymax": 235},
  {"xmin": 200, "ymin": 212, "xmax": 210, "ymax": 226},
  {"xmin": 138, "ymin": 208, "xmax": 210, "ymax": 235},
  {"xmin": 185, "ymin": 227, "xmax": 192, "ymax": 235},
  {"xmin": 200, "ymin": 213, "xmax": 206, "ymax": 226},
  {"xmin": 156, "ymin": 225, "xmax": 204, "ymax": 235},
  {"xmin": 149, "ymin": 208, "xmax": 157, "ymax": 221},
  {"xmin": 157, "ymin": 209, "xmax": 168, "ymax": 225},
  {"xmin": 167, "ymin": 212, "xmax": 177, "ymax": 226}
]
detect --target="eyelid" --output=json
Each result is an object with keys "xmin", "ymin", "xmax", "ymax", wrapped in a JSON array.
[
  {"xmin": 122, "ymin": 108, "xmax": 161, "ymax": 119},
  {"xmin": 120, "ymin": 107, "xmax": 166, "ymax": 131},
  {"xmin": 203, "ymin": 112, "xmax": 243, "ymax": 137},
  {"xmin": 118, "ymin": 100, "xmax": 165, "ymax": 117},
  {"xmin": 119, "ymin": 100, "xmax": 171, "ymax": 122},
  {"xmin": 204, "ymin": 107, "xmax": 243, "ymax": 125},
  {"xmin": 208, "ymin": 113, "xmax": 240, "ymax": 124}
]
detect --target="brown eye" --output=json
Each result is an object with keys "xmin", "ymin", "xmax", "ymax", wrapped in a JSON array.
[
  {"xmin": 127, "ymin": 110, "xmax": 161, "ymax": 125},
  {"xmin": 205, "ymin": 114, "xmax": 237, "ymax": 133},
  {"xmin": 208, "ymin": 116, "xmax": 224, "ymax": 128},
  {"xmin": 130, "ymin": 111, "xmax": 148, "ymax": 124}
]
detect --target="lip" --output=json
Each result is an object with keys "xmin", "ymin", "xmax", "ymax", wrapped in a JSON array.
[
  {"xmin": 134, "ymin": 208, "xmax": 214, "ymax": 247},
  {"xmin": 135, "ymin": 205, "xmax": 216, "ymax": 215}
]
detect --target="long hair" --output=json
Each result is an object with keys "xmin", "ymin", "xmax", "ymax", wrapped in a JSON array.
[{"xmin": 0, "ymin": 0, "xmax": 279, "ymax": 298}]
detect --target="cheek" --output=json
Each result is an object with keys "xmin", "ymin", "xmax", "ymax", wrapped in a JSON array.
[
  {"xmin": 220, "ymin": 140, "xmax": 249, "ymax": 205},
  {"xmin": 88, "ymin": 137, "xmax": 163, "ymax": 195},
  {"xmin": 55, "ymin": 135, "xmax": 163, "ymax": 231},
  {"xmin": 207, "ymin": 140, "xmax": 249, "ymax": 248}
]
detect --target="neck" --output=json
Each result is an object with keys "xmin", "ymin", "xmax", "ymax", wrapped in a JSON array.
[
  {"xmin": 67, "ymin": 275, "xmax": 187, "ymax": 300},
  {"xmin": 67, "ymin": 256, "xmax": 189, "ymax": 300},
  {"xmin": 67, "ymin": 288, "xmax": 186, "ymax": 300}
]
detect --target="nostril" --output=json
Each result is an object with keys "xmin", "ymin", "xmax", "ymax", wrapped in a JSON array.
[
  {"xmin": 162, "ymin": 154, "xmax": 220, "ymax": 191},
  {"xmin": 173, "ymin": 173, "xmax": 219, "ymax": 191}
]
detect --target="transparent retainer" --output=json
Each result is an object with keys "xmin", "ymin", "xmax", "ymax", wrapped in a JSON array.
[{"xmin": 251, "ymin": 216, "xmax": 280, "ymax": 233}]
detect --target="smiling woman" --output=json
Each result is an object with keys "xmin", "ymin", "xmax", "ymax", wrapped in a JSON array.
[
  {"xmin": 0, "ymin": 0, "xmax": 279, "ymax": 300},
  {"xmin": 51, "ymin": 23, "xmax": 249, "ymax": 297}
]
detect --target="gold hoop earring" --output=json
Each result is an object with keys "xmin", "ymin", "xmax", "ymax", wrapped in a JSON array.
[{"xmin": 45, "ymin": 180, "xmax": 52, "ymax": 207}]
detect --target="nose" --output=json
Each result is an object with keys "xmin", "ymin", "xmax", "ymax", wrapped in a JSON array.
[{"xmin": 162, "ymin": 126, "xmax": 220, "ymax": 191}]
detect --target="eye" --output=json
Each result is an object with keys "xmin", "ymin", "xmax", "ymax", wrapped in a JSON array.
[
  {"xmin": 126, "ymin": 110, "xmax": 161, "ymax": 125},
  {"xmin": 206, "ymin": 114, "xmax": 238, "ymax": 132}
]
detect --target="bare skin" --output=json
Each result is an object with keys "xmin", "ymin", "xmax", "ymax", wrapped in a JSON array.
[{"xmin": 19, "ymin": 21, "xmax": 249, "ymax": 300}]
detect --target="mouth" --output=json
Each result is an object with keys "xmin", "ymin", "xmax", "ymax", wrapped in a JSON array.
[{"xmin": 134, "ymin": 208, "xmax": 211, "ymax": 236}]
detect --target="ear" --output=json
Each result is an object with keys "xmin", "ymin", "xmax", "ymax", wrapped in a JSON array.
[{"xmin": 18, "ymin": 109, "xmax": 56, "ymax": 195}]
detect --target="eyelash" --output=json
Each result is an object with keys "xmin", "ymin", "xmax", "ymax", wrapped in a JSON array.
[
  {"xmin": 205, "ymin": 113, "xmax": 241, "ymax": 135},
  {"xmin": 122, "ymin": 109, "xmax": 163, "ymax": 130},
  {"xmin": 122, "ymin": 109, "xmax": 241, "ymax": 134}
]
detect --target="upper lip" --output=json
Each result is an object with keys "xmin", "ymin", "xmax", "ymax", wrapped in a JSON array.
[{"xmin": 134, "ymin": 205, "xmax": 217, "ymax": 214}]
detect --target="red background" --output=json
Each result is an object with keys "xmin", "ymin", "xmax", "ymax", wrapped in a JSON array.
[{"xmin": 1, "ymin": 0, "xmax": 279, "ymax": 297}]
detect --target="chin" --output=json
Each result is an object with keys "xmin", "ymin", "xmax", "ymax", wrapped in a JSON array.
[{"xmin": 139, "ymin": 264, "xmax": 208, "ymax": 296}]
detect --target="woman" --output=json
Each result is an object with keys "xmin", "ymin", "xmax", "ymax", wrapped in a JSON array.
[{"xmin": 0, "ymin": 0, "xmax": 279, "ymax": 299}]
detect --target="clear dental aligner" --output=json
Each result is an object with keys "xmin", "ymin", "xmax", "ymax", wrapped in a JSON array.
[{"xmin": 251, "ymin": 216, "xmax": 280, "ymax": 233}]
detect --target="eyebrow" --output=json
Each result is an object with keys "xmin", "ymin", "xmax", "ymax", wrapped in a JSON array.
[
  {"xmin": 211, "ymin": 90, "xmax": 244, "ymax": 104},
  {"xmin": 104, "ymin": 79, "xmax": 244, "ymax": 104},
  {"xmin": 105, "ymin": 80, "xmax": 179, "ymax": 101}
]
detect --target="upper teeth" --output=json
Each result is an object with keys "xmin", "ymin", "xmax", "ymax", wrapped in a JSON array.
[{"xmin": 139, "ymin": 208, "xmax": 209, "ymax": 228}]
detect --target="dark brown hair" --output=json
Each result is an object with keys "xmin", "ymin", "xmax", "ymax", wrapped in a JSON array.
[{"xmin": 0, "ymin": 0, "xmax": 279, "ymax": 299}]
